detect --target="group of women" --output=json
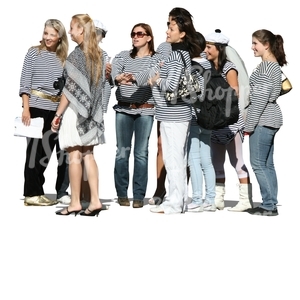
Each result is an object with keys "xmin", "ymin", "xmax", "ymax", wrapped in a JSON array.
[{"xmin": 19, "ymin": 7, "xmax": 287, "ymax": 217}]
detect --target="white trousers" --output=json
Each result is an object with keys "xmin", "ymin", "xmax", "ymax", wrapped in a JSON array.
[{"xmin": 160, "ymin": 121, "xmax": 190, "ymax": 214}]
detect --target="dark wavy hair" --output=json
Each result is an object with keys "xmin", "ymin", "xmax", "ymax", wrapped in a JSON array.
[
  {"xmin": 168, "ymin": 7, "xmax": 202, "ymax": 58},
  {"xmin": 195, "ymin": 31, "xmax": 206, "ymax": 54},
  {"xmin": 252, "ymin": 29, "xmax": 287, "ymax": 66},
  {"xmin": 212, "ymin": 44, "xmax": 228, "ymax": 72},
  {"xmin": 130, "ymin": 23, "xmax": 155, "ymax": 58}
]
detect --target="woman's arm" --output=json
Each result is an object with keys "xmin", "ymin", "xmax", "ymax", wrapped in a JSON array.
[
  {"xmin": 226, "ymin": 69, "xmax": 239, "ymax": 97},
  {"xmin": 51, "ymin": 93, "xmax": 69, "ymax": 132},
  {"xmin": 21, "ymin": 93, "xmax": 31, "ymax": 126}
]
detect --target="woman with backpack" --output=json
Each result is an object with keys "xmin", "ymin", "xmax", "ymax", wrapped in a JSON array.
[{"xmin": 204, "ymin": 29, "xmax": 253, "ymax": 212}]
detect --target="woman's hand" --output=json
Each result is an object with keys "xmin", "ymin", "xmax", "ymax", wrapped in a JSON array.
[
  {"xmin": 243, "ymin": 131, "xmax": 252, "ymax": 136},
  {"xmin": 51, "ymin": 114, "xmax": 62, "ymax": 133},
  {"xmin": 105, "ymin": 63, "xmax": 112, "ymax": 79},
  {"xmin": 22, "ymin": 109, "xmax": 31, "ymax": 126},
  {"xmin": 115, "ymin": 73, "xmax": 134, "ymax": 85},
  {"xmin": 148, "ymin": 72, "xmax": 160, "ymax": 87}
]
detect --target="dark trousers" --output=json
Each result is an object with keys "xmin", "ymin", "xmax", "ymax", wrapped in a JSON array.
[{"xmin": 23, "ymin": 107, "xmax": 69, "ymax": 198}]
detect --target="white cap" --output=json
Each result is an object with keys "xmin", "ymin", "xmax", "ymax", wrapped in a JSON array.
[
  {"xmin": 205, "ymin": 29, "xmax": 229, "ymax": 46},
  {"xmin": 93, "ymin": 19, "xmax": 108, "ymax": 37}
]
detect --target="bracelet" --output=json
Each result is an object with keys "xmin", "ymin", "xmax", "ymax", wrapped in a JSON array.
[{"xmin": 55, "ymin": 113, "xmax": 62, "ymax": 118}]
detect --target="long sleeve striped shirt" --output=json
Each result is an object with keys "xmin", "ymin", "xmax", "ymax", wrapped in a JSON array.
[
  {"xmin": 111, "ymin": 50, "xmax": 158, "ymax": 116},
  {"xmin": 154, "ymin": 49, "xmax": 192, "ymax": 122},
  {"xmin": 19, "ymin": 47, "xmax": 63, "ymax": 111},
  {"xmin": 102, "ymin": 50, "xmax": 113, "ymax": 113},
  {"xmin": 245, "ymin": 61, "xmax": 283, "ymax": 132}
]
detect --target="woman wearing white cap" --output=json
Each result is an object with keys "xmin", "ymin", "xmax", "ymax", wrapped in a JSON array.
[{"xmin": 204, "ymin": 29, "xmax": 253, "ymax": 212}]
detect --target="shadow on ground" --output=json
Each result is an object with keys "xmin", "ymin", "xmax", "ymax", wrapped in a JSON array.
[{"xmin": 21, "ymin": 194, "xmax": 262, "ymax": 210}]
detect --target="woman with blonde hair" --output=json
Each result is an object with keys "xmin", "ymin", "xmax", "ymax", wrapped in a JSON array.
[
  {"xmin": 52, "ymin": 14, "xmax": 106, "ymax": 216},
  {"xmin": 19, "ymin": 19, "xmax": 70, "ymax": 206}
]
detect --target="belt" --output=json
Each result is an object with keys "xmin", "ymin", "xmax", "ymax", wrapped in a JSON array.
[
  {"xmin": 117, "ymin": 101, "xmax": 154, "ymax": 109},
  {"xmin": 31, "ymin": 89, "xmax": 61, "ymax": 102}
]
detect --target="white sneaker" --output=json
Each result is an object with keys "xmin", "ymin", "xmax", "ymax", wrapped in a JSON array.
[
  {"xmin": 57, "ymin": 195, "xmax": 71, "ymax": 204},
  {"xmin": 187, "ymin": 202, "xmax": 203, "ymax": 212},
  {"xmin": 203, "ymin": 203, "xmax": 216, "ymax": 212},
  {"xmin": 150, "ymin": 205, "xmax": 164, "ymax": 213}
]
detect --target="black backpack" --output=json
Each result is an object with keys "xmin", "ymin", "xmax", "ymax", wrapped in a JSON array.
[{"xmin": 192, "ymin": 60, "xmax": 240, "ymax": 130}]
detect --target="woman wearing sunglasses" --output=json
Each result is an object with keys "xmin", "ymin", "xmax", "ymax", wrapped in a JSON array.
[
  {"xmin": 148, "ymin": 7, "xmax": 202, "ymax": 214},
  {"xmin": 111, "ymin": 23, "xmax": 163, "ymax": 208}
]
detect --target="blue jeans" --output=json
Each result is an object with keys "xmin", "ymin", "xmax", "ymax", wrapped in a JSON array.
[
  {"xmin": 249, "ymin": 125, "xmax": 279, "ymax": 210},
  {"xmin": 114, "ymin": 112, "xmax": 154, "ymax": 200},
  {"xmin": 187, "ymin": 125, "xmax": 215, "ymax": 205}
]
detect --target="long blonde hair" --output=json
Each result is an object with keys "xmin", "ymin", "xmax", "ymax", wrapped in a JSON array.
[
  {"xmin": 34, "ymin": 19, "xmax": 69, "ymax": 65},
  {"xmin": 71, "ymin": 14, "xmax": 103, "ymax": 84}
]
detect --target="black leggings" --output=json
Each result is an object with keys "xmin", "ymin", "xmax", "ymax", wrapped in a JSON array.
[{"xmin": 23, "ymin": 107, "xmax": 69, "ymax": 197}]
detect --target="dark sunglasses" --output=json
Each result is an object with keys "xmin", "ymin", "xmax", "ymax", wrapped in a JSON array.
[{"xmin": 130, "ymin": 31, "xmax": 148, "ymax": 38}]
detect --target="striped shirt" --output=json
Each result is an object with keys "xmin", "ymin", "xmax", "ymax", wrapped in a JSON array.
[
  {"xmin": 102, "ymin": 50, "xmax": 113, "ymax": 113},
  {"xmin": 211, "ymin": 61, "xmax": 245, "ymax": 144},
  {"xmin": 19, "ymin": 47, "xmax": 64, "ymax": 111},
  {"xmin": 154, "ymin": 49, "xmax": 192, "ymax": 122},
  {"xmin": 245, "ymin": 61, "xmax": 282, "ymax": 132},
  {"xmin": 191, "ymin": 56, "xmax": 211, "ymax": 127},
  {"xmin": 111, "ymin": 50, "xmax": 157, "ymax": 116},
  {"xmin": 156, "ymin": 42, "xmax": 172, "ymax": 61}
]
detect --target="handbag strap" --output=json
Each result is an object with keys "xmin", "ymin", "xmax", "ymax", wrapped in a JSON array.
[
  {"xmin": 281, "ymin": 70, "xmax": 287, "ymax": 79},
  {"xmin": 175, "ymin": 50, "xmax": 187, "ymax": 68}
]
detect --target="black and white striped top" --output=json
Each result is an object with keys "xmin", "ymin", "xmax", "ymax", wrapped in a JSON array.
[
  {"xmin": 19, "ymin": 47, "xmax": 64, "ymax": 111},
  {"xmin": 154, "ymin": 49, "xmax": 192, "ymax": 122},
  {"xmin": 245, "ymin": 61, "xmax": 282, "ymax": 132},
  {"xmin": 102, "ymin": 50, "xmax": 113, "ymax": 113},
  {"xmin": 191, "ymin": 56, "xmax": 211, "ymax": 127},
  {"xmin": 111, "ymin": 50, "xmax": 159, "ymax": 116},
  {"xmin": 211, "ymin": 61, "xmax": 245, "ymax": 144},
  {"xmin": 156, "ymin": 42, "xmax": 172, "ymax": 61}
]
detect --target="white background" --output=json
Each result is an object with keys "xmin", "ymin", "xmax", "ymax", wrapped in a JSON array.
[{"xmin": 1, "ymin": 1, "xmax": 299, "ymax": 299}]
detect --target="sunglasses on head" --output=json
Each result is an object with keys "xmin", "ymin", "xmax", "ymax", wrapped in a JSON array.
[{"xmin": 130, "ymin": 31, "xmax": 148, "ymax": 38}]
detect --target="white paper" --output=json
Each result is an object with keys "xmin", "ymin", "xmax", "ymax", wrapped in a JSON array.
[{"xmin": 14, "ymin": 117, "xmax": 44, "ymax": 139}]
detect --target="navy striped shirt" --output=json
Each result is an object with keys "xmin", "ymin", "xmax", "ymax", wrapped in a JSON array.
[
  {"xmin": 245, "ymin": 61, "xmax": 282, "ymax": 132},
  {"xmin": 19, "ymin": 47, "xmax": 64, "ymax": 111},
  {"xmin": 102, "ymin": 50, "xmax": 113, "ymax": 113},
  {"xmin": 111, "ymin": 50, "xmax": 156, "ymax": 116},
  {"xmin": 154, "ymin": 49, "xmax": 192, "ymax": 122}
]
